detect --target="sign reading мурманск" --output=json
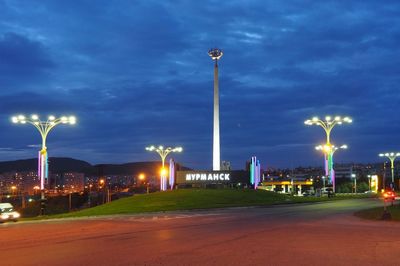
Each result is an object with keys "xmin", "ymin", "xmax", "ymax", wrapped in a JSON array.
[{"xmin": 176, "ymin": 170, "xmax": 249, "ymax": 184}]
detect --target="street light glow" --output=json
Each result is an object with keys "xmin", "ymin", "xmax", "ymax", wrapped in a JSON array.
[
  {"xmin": 315, "ymin": 144, "xmax": 347, "ymax": 155},
  {"xmin": 160, "ymin": 168, "xmax": 167, "ymax": 176},
  {"xmin": 139, "ymin": 173, "xmax": 145, "ymax": 180},
  {"xmin": 304, "ymin": 115, "xmax": 352, "ymax": 144},
  {"xmin": 146, "ymin": 145, "xmax": 183, "ymax": 191}
]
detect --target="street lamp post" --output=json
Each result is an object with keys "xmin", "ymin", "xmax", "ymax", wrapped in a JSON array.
[
  {"xmin": 379, "ymin": 153, "xmax": 400, "ymax": 188},
  {"xmin": 11, "ymin": 185, "xmax": 17, "ymax": 199},
  {"xmin": 99, "ymin": 179, "xmax": 105, "ymax": 204},
  {"xmin": 139, "ymin": 173, "xmax": 149, "ymax": 194},
  {"xmin": 12, "ymin": 114, "xmax": 76, "ymax": 215},
  {"xmin": 88, "ymin": 184, "xmax": 92, "ymax": 207},
  {"xmin": 351, "ymin": 173, "xmax": 357, "ymax": 194},
  {"xmin": 305, "ymin": 116, "xmax": 352, "ymax": 192},
  {"xmin": 145, "ymin": 145, "xmax": 182, "ymax": 191}
]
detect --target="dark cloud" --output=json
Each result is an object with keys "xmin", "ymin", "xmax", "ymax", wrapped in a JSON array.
[{"xmin": 0, "ymin": 32, "xmax": 54, "ymax": 87}]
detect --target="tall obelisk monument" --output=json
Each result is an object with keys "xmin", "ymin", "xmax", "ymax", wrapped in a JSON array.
[{"xmin": 208, "ymin": 48, "xmax": 223, "ymax": 171}]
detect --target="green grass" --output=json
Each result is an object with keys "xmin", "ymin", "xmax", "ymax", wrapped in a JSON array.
[
  {"xmin": 25, "ymin": 189, "xmax": 376, "ymax": 220},
  {"xmin": 354, "ymin": 204, "xmax": 400, "ymax": 221}
]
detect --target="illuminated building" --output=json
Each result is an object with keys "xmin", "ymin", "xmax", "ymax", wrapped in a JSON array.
[{"xmin": 62, "ymin": 172, "xmax": 85, "ymax": 192}]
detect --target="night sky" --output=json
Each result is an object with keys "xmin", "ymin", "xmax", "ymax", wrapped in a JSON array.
[{"xmin": 0, "ymin": 1, "xmax": 399, "ymax": 170}]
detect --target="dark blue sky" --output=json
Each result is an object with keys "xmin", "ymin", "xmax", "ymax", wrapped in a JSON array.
[{"xmin": 0, "ymin": 0, "xmax": 399, "ymax": 170}]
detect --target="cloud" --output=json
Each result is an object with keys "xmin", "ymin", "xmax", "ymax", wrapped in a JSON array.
[{"xmin": 0, "ymin": 32, "xmax": 54, "ymax": 88}]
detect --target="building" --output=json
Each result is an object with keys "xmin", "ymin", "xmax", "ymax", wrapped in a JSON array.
[
  {"xmin": 61, "ymin": 172, "xmax": 85, "ymax": 192},
  {"xmin": 334, "ymin": 164, "xmax": 354, "ymax": 180},
  {"xmin": 0, "ymin": 171, "xmax": 40, "ymax": 195},
  {"xmin": 221, "ymin": 161, "xmax": 231, "ymax": 171}
]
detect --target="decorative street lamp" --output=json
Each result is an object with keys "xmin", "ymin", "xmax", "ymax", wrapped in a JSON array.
[
  {"xmin": 379, "ymin": 152, "xmax": 400, "ymax": 186},
  {"xmin": 12, "ymin": 114, "xmax": 76, "ymax": 215},
  {"xmin": 145, "ymin": 145, "xmax": 182, "ymax": 191},
  {"xmin": 305, "ymin": 116, "xmax": 352, "ymax": 192}
]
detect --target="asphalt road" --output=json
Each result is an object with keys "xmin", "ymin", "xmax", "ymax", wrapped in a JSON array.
[{"xmin": 1, "ymin": 198, "xmax": 399, "ymax": 266}]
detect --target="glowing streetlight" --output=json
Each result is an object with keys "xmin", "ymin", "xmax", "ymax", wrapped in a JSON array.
[
  {"xmin": 351, "ymin": 173, "xmax": 357, "ymax": 194},
  {"xmin": 315, "ymin": 144, "xmax": 348, "ymax": 155},
  {"xmin": 138, "ymin": 173, "xmax": 145, "ymax": 181},
  {"xmin": 12, "ymin": 114, "xmax": 76, "ymax": 215},
  {"xmin": 145, "ymin": 145, "xmax": 182, "ymax": 191},
  {"xmin": 138, "ymin": 173, "xmax": 149, "ymax": 194},
  {"xmin": 305, "ymin": 116, "xmax": 352, "ymax": 144},
  {"xmin": 379, "ymin": 152, "xmax": 400, "ymax": 185},
  {"xmin": 11, "ymin": 185, "xmax": 17, "ymax": 196},
  {"xmin": 160, "ymin": 168, "xmax": 167, "ymax": 177},
  {"xmin": 305, "ymin": 116, "xmax": 352, "ymax": 192}
]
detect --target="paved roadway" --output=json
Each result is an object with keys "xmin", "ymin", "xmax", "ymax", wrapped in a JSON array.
[{"xmin": 1, "ymin": 198, "xmax": 399, "ymax": 266}]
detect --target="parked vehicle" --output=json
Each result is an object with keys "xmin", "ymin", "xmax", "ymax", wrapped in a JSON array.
[
  {"xmin": 320, "ymin": 187, "xmax": 334, "ymax": 198},
  {"xmin": 321, "ymin": 187, "xmax": 334, "ymax": 194},
  {"xmin": 0, "ymin": 203, "xmax": 20, "ymax": 223}
]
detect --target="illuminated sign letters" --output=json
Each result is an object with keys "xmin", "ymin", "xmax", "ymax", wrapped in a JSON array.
[
  {"xmin": 185, "ymin": 173, "xmax": 230, "ymax": 181},
  {"xmin": 176, "ymin": 171, "xmax": 233, "ymax": 184}
]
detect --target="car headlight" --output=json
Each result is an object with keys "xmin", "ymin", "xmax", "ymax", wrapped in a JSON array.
[
  {"xmin": 13, "ymin": 212, "xmax": 20, "ymax": 218},
  {"xmin": 1, "ymin": 214, "xmax": 9, "ymax": 220}
]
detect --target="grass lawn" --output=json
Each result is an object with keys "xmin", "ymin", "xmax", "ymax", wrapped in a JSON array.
[
  {"xmin": 354, "ymin": 203, "xmax": 400, "ymax": 221},
  {"xmin": 25, "ymin": 189, "xmax": 375, "ymax": 220}
]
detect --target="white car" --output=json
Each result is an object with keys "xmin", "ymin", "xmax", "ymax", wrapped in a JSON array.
[
  {"xmin": 0, "ymin": 203, "xmax": 20, "ymax": 223},
  {"xmin": 321, "ymin": 187, "xmax": 334, "ymax": 194}
]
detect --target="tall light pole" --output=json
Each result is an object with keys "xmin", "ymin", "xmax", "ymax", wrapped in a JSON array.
[
  {"xmin": 12, "ymin": 114, "xmax": 76, "ymax": 215},
  {"xmin": 351, "ymin": 173, "xmax": 357, "ymax": 194},
  {"xmin": 145, "ymin": 145, "xmax": 182, "ymax": 191},
  {"xmin": 305, "ymin": 116, "xmax": 352, "ymax": 192},
  {"xmin": 139, "ymin": 173, "xmax": 149, "ymax": 194},
  {"xmin": 379, "ymin": 152, "xmax": 400, "ymax": 187},
  {"xmin": 208, "ymin": 48, "xmax": 223, "ymax": 171}
]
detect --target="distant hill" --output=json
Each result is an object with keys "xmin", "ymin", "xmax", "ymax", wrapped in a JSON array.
[
  {"xmin": 0, "ymin": 158, "xmax": 191, "ymax": 176},
  {"xmin": 0, "ymin": 157, "xmax": 92, "ymax": 174},
  {"xmin": 92, "ymin": 162, "xmax": 166, "ymax": 177}
]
